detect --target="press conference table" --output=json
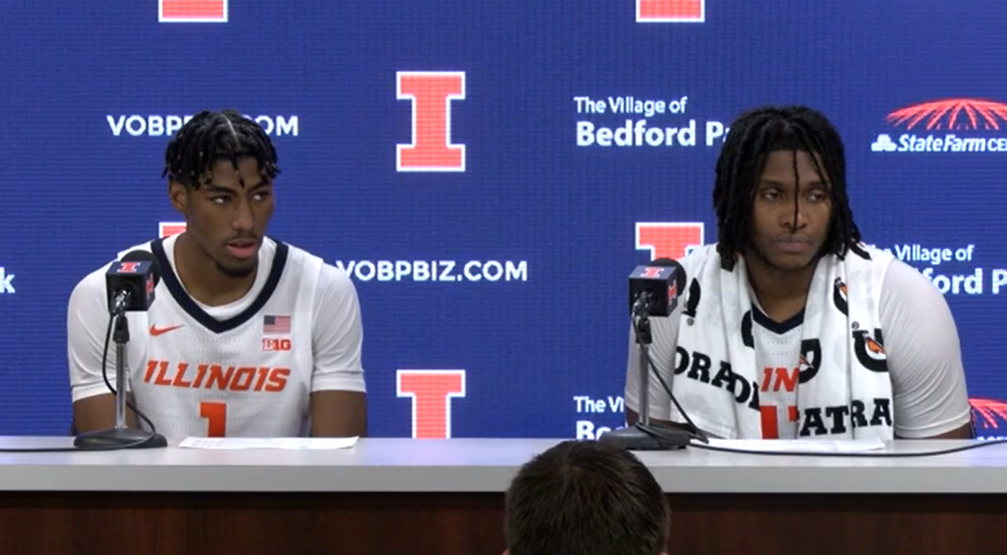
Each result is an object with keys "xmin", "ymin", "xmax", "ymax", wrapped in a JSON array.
[{"xmin": 0, "ymin": 437, "xmax": 1005, "ymax": 555}]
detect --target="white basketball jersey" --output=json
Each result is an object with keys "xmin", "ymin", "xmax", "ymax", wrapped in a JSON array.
[
  {"xmin": 752, "ymin": 308, "xmax": 807, "ymax": 440},
  {"xmin": 121, "ymin": 237, "xmax": 322, "ymax": 440}
]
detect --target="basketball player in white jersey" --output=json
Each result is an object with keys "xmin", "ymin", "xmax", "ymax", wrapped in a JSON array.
[
  {"xmin": 67, "ymin": 109, "xmax": 366, "ymax": 440},
  {"xmin": 624, "ymin": 106, "xmax": 973, "ymax": 440}
]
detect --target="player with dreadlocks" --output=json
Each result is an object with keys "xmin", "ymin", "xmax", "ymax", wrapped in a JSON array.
[
  {"xmin": 624, "ymin": 105, "xmax": 972, "ymax": 441},
  {"xmin": 711, "ymin": 106, "xmax": 860, "ymax": 272},
  {"xmin": 68, "ymin": 109, "xmax": 367, "ymax": 440}
]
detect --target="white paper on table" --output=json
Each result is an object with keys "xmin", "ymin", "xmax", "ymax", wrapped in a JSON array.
[
  {"xmin": 706, "ymin": 438, "xmax": 886, "ymax": 453},
  {"xmin": 178, "ymin": 437, "xmax": 359, "ymax": 450}
]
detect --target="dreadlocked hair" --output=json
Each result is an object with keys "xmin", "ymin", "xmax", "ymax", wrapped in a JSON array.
[
  {"xmin": 162, "ymin": 109, "xmax": 280, "ymax": 189},
  {"xmin": 712, "ymin": 105, "xmax": 860, "ymax": 271}
]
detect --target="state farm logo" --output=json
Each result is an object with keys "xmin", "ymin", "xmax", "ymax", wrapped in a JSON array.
[
  {"xmin": 397, "ymin": 370, "xmax": 466, "ymax": 439},
  {"xmin": 871, "ymin": 98, "xmax": 1007, "ymax": 154},
  {"xmin": 635, "ymin": 222, "xmax": 704, "ymax": 260},
  {"xmin": 396, "ymin": 71, "xmax": 466, "ymax": 172},
  {"xmin": 159, "ymin": 0, "xmax": 228, "ymax": 23},
  {"xmin": 637, "ymin": 0, "xmax": 705, "ymax": 22}
]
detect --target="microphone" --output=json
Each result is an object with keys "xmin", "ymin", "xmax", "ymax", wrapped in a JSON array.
[
  {"xmin": 628, "ymin": 257, "xmax": 685, "ymax": 317},
  {"xmin": 600, "ymin": 257, "xmax": 699, "ymax": 451},
  {"xmin": 106, "ymin": 250, "xmax": 161, "ymax": 314},
  {"xmin": 74, "ymin": 250, "xmax": 168, "ymax": 450}
]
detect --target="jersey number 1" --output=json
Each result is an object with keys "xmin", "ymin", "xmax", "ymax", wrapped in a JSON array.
[{"xmin": 199, "ymin": 401, "xmax": 227, "ymax": 437}]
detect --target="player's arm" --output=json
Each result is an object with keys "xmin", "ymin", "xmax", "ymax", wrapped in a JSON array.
[
  {"xmin": 68, "ymin": 269, "xmax": 138, "ymax": 433},
  {"xmin": 309, "ymin": 265, "xmax": 367, "ymax": 437},
  {"xmin": 882, "ymin": 261, "xmax": 974, "ymax": 439}
]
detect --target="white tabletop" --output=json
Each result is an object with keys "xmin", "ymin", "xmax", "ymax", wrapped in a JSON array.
[{"xmin": 0, "ymin": 437, "xmax": 1004, "ymax": 494}]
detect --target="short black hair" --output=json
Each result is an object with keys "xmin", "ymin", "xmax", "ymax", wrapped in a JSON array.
[
  {"xmin": 712, "ymin": 105, "xmax": 860, "ymax": 270},
  {"xmin": 504, "ymin": 440, "xmax": 670, "ymax": 555},
  {"xmin": 162, "ymin": 109, "xmax": 280, "ymax": 189}
]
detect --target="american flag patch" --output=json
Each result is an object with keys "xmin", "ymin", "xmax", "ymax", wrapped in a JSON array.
[{"xmin": 263, "ymin": 315, "xmax": 291, "ymax": 334}]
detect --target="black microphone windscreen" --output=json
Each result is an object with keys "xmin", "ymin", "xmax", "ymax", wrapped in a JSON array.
[
  {"xmin": 121, "ymin": 250, "xmax": 162, "ymax": 287},
  {"xmin": 648, "ymin": 257, "xmax": 686, "ymax": 293}
]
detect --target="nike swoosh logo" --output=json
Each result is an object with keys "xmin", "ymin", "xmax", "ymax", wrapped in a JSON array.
[{"xmin": 149, "ymin": 324, "xmax": 183, "ymax": 336}]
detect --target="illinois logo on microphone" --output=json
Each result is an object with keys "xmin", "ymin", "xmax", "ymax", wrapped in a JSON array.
[
  {"xmin": 116, "ymin": 262, "xmax": 143, "ymax": 273},
  {"xmin": 635, "ymin": 223, "xmax": 705, "ymax": 324}
]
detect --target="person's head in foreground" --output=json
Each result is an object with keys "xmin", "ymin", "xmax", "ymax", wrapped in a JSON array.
[{"xmin": 503, "ymin": 439, "xmax": 670, "ymax": 555}]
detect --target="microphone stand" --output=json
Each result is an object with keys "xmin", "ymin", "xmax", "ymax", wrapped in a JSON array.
[
  {"xmin": 599, "ymin": 299, "xmax": 691, "ymax": 450},
  {"xmin": 74, "ymin": 297, "xmax": 167, "ymax": 449}
]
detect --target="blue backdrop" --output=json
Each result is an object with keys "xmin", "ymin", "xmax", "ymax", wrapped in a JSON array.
[{"xmin": 1, "ymin": 1, "xmax": 1005, "ymax": 439}]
